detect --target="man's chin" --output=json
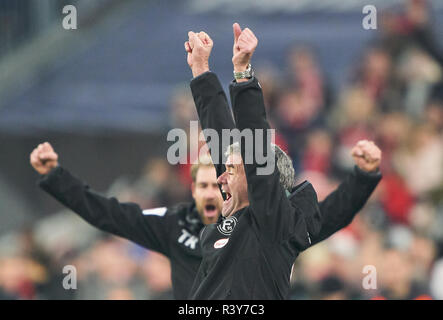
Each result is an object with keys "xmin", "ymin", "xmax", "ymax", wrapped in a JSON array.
[
  {"xmin": 203, "ymin": 209, "xmax": 219, "ymax": 220},
  {"xmin": 221, "ymin": 205, "xmax": 233, "ymax": 218}
]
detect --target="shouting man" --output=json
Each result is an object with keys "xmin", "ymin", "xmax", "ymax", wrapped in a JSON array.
[{"xmin": 185, "ymin": 25, "xmax": 382, "ymax": 299}]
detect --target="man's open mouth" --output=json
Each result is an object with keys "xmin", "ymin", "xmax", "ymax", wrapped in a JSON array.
[
  {"xmin": 224, "ymin": 192, "xmax": 232, "ymax": 203},
  {"xmin": 204, "ymin": 204, "xmax": 217, "ymax": 216}
]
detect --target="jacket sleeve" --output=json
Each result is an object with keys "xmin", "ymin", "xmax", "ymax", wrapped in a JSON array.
[
  {"xmin": 38, "ymin": 166, "xmax": 171, "ymax": 256},
  {"xmin": 229, "ymin": 77, "xmax": 310, "ymax": 249},
  {"xmin": 190, "ymin": 71, "xmax": 236, "ymax": 179},
  {"xmin": 311, "ymin": 166, "xmax": 382, "ymax": 245}
]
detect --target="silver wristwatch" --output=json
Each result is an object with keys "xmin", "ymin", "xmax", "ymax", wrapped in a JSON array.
[{"xmin": 233, "ymin": 64, "xmax": 254, "ymax": 80}]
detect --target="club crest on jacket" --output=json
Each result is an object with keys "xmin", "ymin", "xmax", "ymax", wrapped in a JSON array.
[{"xmin": 217, "ymin": 216, "xmax": 238, "ymax": 236}]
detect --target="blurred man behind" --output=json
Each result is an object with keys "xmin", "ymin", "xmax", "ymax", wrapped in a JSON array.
[{"xmin": 30, "ymin": 143, "xmax": 222, "ymax": 299}]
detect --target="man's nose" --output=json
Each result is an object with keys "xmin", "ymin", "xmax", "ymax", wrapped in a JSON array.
[
  {"xmin": 205, "ymin": 187, "xmax": 217, "ymax": 199},
  {"xmin": 217, "ymin": 172, "xmax": 227, "ymax": 185},
  {"xmin": 205, "ymin": 189, "xmax": 220, "ymax": 200}
]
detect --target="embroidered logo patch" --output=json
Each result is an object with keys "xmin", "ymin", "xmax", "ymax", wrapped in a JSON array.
[
  {"xmin": 214, "ymin": 238, "xmax": 229, "ymax": 249},
  {"xmin": 217, "ymin": 216, "xmax": 238, "ymax": 236}
]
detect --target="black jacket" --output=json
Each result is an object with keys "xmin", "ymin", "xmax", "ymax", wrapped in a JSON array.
[
  {"xmin": 189, "ymin": 73, "xmax": 381, "ymax": 299},
  {"xmin": 189, "ymin": 75, "xmax": 312, "ymax": 299},
  {"xmin": 190, "ymin": 71, "xmax": 381, "ymax": 248},
  {"xmin": 38, "ymin": 167, "xmax": 202, "ymax": 300}
]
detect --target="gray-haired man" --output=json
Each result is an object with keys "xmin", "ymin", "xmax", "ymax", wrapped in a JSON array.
[
  {"xmin": 186, "ymin": 25, "xmax": 382, "ymax": 299},
  {"xmin": 186, "ymin": 27, "xmax": 316, "ymax": 299}
]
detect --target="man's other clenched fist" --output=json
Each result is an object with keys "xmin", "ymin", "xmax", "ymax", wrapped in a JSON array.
[
  {"xmin": 351, "ymin": 140, "xmax": 382, "ymax": 173},
  {"xmin": 30, "ymin": 142, "xmax": 59, "ymax": 175},
  {"xmin": 185, "ymin": 31, "xmax": 213, "ymax": 78}
]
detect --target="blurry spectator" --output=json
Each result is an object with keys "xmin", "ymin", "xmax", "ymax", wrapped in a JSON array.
[
  {"xmin": 424, "ymin": 98, "xmax": 443, "ymax": 132},
  {"xmin": 0, "ymin": 255, "xmax": 44, "ymax": 300},
  {"xmin": 316, "ymin": 275, "xmax": 350, "ymax": 300},
  {"xmin": 301, "ymin": 129, "xmax": 333, "ymax": 174},
  {"xmin": 331, "ymin": 87, "xmax": 377, "ymax": 132},
  {"xmin": 374, "ymin": 247, "xmax": 432, "ymax": 299},
  {"xmin": 331, "ymin": 87, "xmax": 377, "ymax": 174},
  {"xmin": 375, "ymin": 112, "xmax": 412, "ymax": 168},
  {"xmin": 275, "ymin": 45, "xmax": 331, "ymax": 169},
  {"xmin": 286, "ymin": 45, "xmax": 329, "ymax": 114},
  {"xmin": 378, "ymin": 172, "xmax": 416, "ymax": 224},
  {"xmin": 169, "ymin": 86, "xmax": 198, "ymax": 131},
  {"xmin": 351, "ymin": 47, "xmax": 395, "ymax": 111},
  {"xmin": 141, "ymin": 251, "xmax": 173, "ymax": 300},
  {"xmin": 408, "ymin": 202, "xmax": 438, "ymax": 235},
  {"xmin": 326, "ymin": 230, "xmax": 360, "ymax": 287},
  {"xmin": 409, "ymin": 233, "xmax": 437, "ymax": 282},
  {"xmin": 293, "ymin": 243, "xmax": 332, "ymax": 287},
  {"xmin": 393, "ymin": 124, "xmax": 443, "ymax": 197},
  {"xmin": 397, "ymin": 47, "xmax": 442, "ymax": 117},
  {"xmin": 74, "ymin": 238, "xmax": 145, "ymax": 299},
  {"xmin": 132, "ymin": 157, "xmax": 190, "ymax": 208},
  {"xmin": 277, "ymin": 90, "xmax": 322, "ymax": 132}
]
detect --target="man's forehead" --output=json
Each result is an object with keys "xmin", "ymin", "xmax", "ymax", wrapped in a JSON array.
[{"xmin": 196, "ymin": 166, "xmax": 217, "ymax": 182}]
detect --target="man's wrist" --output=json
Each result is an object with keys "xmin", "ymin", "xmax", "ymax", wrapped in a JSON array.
[
  {"xmin": 355, "ymin": 165, "xmax": 381, "ymax": 177},
  {"xmin": 45, "ymin": 163, "xmax": 60, "ymax": 175},
  {"xmin": 233, "ymin": 63, "xmax": 249, "ymax": 73},
  {"xmin": 39, "ymin": 163, "xmax": 60, "ymax": 178},
  {"xmin": 359, "ymin": 166, "xmax": 379, "ymax": 174},
  {"xmin": 192, "ymin": 64, "xmax": 210, "ymax": 78}
]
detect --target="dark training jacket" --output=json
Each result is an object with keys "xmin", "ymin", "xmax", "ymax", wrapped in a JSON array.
[
  {"xmin": 190, "ymin": 71, "xmax": 382, "ymax": 248},
  {"xmin": 188, "ymin": 72, "xmax": 382, "ymax": 299},
  {"xmin": 39, "ymin": 167, "xmax": 203, "ymax": 300}
]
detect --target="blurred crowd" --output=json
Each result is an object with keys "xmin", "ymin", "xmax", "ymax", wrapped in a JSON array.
[
  {"xmin": 284, "ymin": 0, "xmax": 443, "ymax": 299},
  {"xmin": 1, "ymin": 0, "xmax": 443, "ymax": 300}
]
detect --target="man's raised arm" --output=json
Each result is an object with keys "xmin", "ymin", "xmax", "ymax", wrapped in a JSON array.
[
  {"xmin": 185, "ymin": 31, "xmax": 236, "ymax": 179},
  {"xmin": 228, "ymin": 25, "xmax": 310, "ymax": 249},
  {"xmin": 311, "ymin": 140, "xmax": 382, "ymax": 245},
  {"xmin": 30, "ymin": 142, "xmax": 171, "ymax": 256}
]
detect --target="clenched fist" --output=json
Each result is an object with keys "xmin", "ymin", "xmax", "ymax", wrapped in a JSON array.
[
  {"xmin": 30, "ymin": 142, "xmax": 59, "ymax": 175},
  {"xmin": 185, "ymin": 31, "xmax": 213, "ymax": 78},
  {"xmin": 232, "ymin": 23, "xmax": 258, "ymax": 73},
  {"xmin": 351, "ymin": 140, "xmax": 382, "ymax": 173}
]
